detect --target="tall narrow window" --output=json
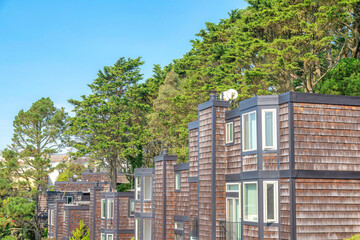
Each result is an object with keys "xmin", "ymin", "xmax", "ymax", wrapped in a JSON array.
[
  {"xmin": 262, "ymin": 109, "xmax": 276, "ymax": 150},
  {"xmin": 243, "ymin": 182, "xmax": 258, "ymax": 222},
  {"xmin": 175, "ymin": 173, "xmax": 181, "ymax": 191},
  {"xmin": 101, "ymin": 233, "xmax": 106, "ymax": 240},
  {"xmin": 135, "ymin": 177, "xmax": 141, "ymax": 200},
  {"xmin": 144, "ymin": 176, "xmax": 152, "ymax": 201},
  {"xmin": 107, "ymin": 234, "xmax": 113, "ymax": 240},
  {"xmin": 101, "ymin": 199, "xmax": 106, "ymax": 218},
  {"xmin": 66, "ymin": 196, "xmax": 73, "ymax": 204},
  {"xmin": 242, "ymin": 111, "xmax": 257, "ymax": 151},
  {"xmin": 135, "ymin": 218, "xmax": 141, "ymax": 240},
  {"xmin": 48, "ymin": 209, "xmax": 51, "ymax": 225},
  {"xmin": 226, "ymin": 122, "xmax": 234, "ymax": 144},
  {"xmin": 226, "ymin": 183, "xmax": 241, "ymax": 239},
  {"xmin": 107, "ymin": 199, "xmax": 114, "ymax": 219},
  {"xmin": 129, "ymin": 199, "xmax": 135, "ymax": 216},
  {"xmin": 264, "ymin": 181, "xmax": 278, "ymax": 222},
  {"xmin": 143, "ymin": 218, "xmax": 152, "ymax": 240},
  {"xmin": 51, "ymin": 209, "xmax": 55, "ymax": 225}
]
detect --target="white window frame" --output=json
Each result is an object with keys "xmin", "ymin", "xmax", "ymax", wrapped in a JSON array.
[
  {"xmin": 50, "ymin": 209, "xmax": 55, "ymax": 225},
  {"xmin": 101, "ymin": 233, "xmax": 106, "ymax": 240},
  {"xmin": 175, "ymin": 221, "xmax": 184, "ymax": 230},
  {"xmin": 66, "ymin": 196, "xmax": 73, "ymax": 204},
  {"xmin": 107, "ymin": 199, "xmax": 114, "ymax": 219},
  {"xmin": 129, "ymin": 199, "xmax": 135, "ymax": 216},
  {"xmin": 243, "ymin": 181, "xmax": 258, "ymax": 222},
  {"xmin": 226, "ymin": 197, "xmax": 241, "ymax": 221},
  {"xmin": 263, "ymin": 181, "xmax": 278, "ymax": 223},
  {"xmin": 226, "ymin": 183, "xmax": 240, "ymax": 192},
  {"xmin": 48, "ymin": 209, "xmax": 51, "ymax": 225},
  {"xmin": 242, "ymin": 111, "xmax": 257, "ymax": 152},
  {"xmin": 143, "ymin": 176, "xmax": 152, "ymax": 201},
  {"xmin": 101, "ymin": 199, "xmax": 106, "ymax": 219},
  {"xmin": 175, "ymin": 172, "xmax": 181, "ymax": 191},
  {"xmin": 135, "ymin": 177, "xmax": 141, "ymax": 200},
  {"xmin": 262, "ymin": 109, "xmax": 277, "ymax": 150},
  {"xmin": 107, "ymin": 234, "xmax": 113, "ymax": 240},
  {"xmin": 226, "ymin": 122, "xmax": 234, "ymax": 144}
]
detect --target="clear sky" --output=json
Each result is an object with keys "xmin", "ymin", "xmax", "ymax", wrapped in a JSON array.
[{"xmin": 0, "ymin": 0, "xmax": 247, "ymax": 150}]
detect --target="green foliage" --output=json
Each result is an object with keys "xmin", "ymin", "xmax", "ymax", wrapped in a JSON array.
[
  {"xmin": 315, "ymin": 58, "xmax": 360, "ymax": 96},
  {"xmin": 69, "ymin": 220, "xmax": 89, "ymax": 240},
  {"xmin": 344, "ymin": 235, "xmax": 360, "ymax": 240},
  {"xmin": 56, "ymin": 161, "xmax": 86, "ymax": 182},
  {"xmin": 117, "ymin": 182, "xmax": 133, "ymax": 192}
]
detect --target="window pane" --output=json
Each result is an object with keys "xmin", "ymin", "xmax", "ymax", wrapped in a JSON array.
[
  {"xmin": 244, "ymin": 183, "xmax": 258, "ymax": 221},
  {"xmin": 227, "ymin": 199, "xmax": 234, "ymax": 221},
  {"xmin": 101, "ymin": 199, "xmax": 105, "ymax": 218},
  {"xmin": 265, "ymin": 111, "xmax": 274, "ymax": 147},
  {"xmin": 107, "ymin": 235, "xmax": 113, "ymax": 240},
  {"xmin": 267, "ymin": 184, "xmax": 275, "ymax": 220},
  {"xmin": 135, "ymin": 219, "xmax": 140, "ymax": 240},
  {"xmin": 130, "ymin": 200, "xmax": 135, "ymax": 216},
  {"xmin": 135, "ymin": 177, "xmax": 141, "ymax": 200},
  {"xmin": 226, "ymin": 184, "xmax": 239, "ymax": 191},
  {"xmin": 226, "ymin": 122, "xmax": 234, "ymax": 143},
  {"xmin": 101, "ymin": 234, "xmax": 106, "ymax": 240},
  {"xmin": 144, "ymin": 177, "xmax": 152, "ymax": 200},
  {"xmin": 244, "ymin": 112, "xmax": 256, "ymax": 151},
  {"xmin": 143, "ymin": 219, "xmax": 152, "ymax": 240},
  {"xmin": 175, "ymin": 173, "xmax": 181, "ymax": 190}
]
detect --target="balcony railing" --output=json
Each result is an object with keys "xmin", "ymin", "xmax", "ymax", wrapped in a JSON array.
[{"xmin": 220, "ymin": 221, "xmax": 241, "ymax": 240}]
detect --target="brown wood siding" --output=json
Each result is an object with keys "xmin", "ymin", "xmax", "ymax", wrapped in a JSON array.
[
  {"xmin": 263, "ymin": 153, "xmax": 278, "ymax": 170},
  {"xmin": 280, "ymin": 178, "xmax": 290, "ymax": 240},
  {"xmin": 243, "ymin": 224, "xmax": 258, "ymax": 239},
  {"xmin": 293, "ymin": 103, "xmax": 360, "ymax": 171},
  {"xmin": 189, "ymin": 182, "xmax": 198, "ymax": 233},
  {"xmin": 295, "ymin": 178, "xmax": 360, "ymax": 240},
  {"xmin": 174, "ymin": 170, "xmax": 190, "ymax": 217},
  {"xmin": 198, "ymin": 107, "xmax": 213, "ymax": 239},
  {"xmin": 226, "ymin": 116, "xmax": 241, "ymax": 174},
  {"xmin": 118, "ymin": 197, "xmax": 134, "ymax": 230},
  {"xmin": 215, "ymin": 106, "xmax": 228, "ymax": 238},
  {"xmin": 166, "ymin": 160, "xmax": 176, "ymax": 240},
  {"xmin": 243, "ymin": 154, "xmax": 257, "ymax": 171},
  {"xmin": 279, "ymin": 103, "xmax": 289, "ymax": 170},
  {"xmin": 153, "ymin": 161, "xmax": 164, "ymax": 240},
  {"xmin": 264, "ymin": 226, "xmax": 279, "ymax": 240},
  {"xmin": 67, "ymin": 208, "xmax": 90, "ymax": 239},
  {"xmin": 189, "ymin": 129, "xmax": 199, "ymax": 178}
]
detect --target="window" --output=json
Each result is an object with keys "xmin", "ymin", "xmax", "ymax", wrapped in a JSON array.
[
  {"xmin": 48, "ymin": 209, "xmax": 51, "ymax": 225},
  {"xmin": 243, "ymin": 182, "xmax": 258, "ymax": 222},
  {"xmin": 226, "ymin": 122, "xmax": 234, "ymax": 144},
  {"xmin": 101, "ymin": 233, "xmax": 106, "ymax": 240},
  {"xmin": 143, "ymin": 218, "xmax": 152, "ymax": 240},
  {"xmin": 66, "ymin": 196, "xmax": 73, "ymax": 204},
  {"xmin": 50, "ymin": 209, "xmax": 55, "ymax": 225},
  {"xmin": 135, "ymin": 177, "xmax": 141, "ymax": 200},
  {"xmin": 175, "ymin": 173, "xmax": 181, "ymax": 191},
  {"xmin": 226, "ymin": 183, "xmax": 239, "ymax": 192},
  {"xmin": 175, "ymin": 234, "xmax": 184, "ymax": 240},
  {"xmin": 129, "ymin": 199, "xmax": 135, "ymax": 216},
  {"xmin": 242, "ymin": 111, "xmax": 257, "ymax": 151},
  {"xmin": 107, "ymin": 234, "xmax": 113, "ymax": 240},
  {"xmin": 143, "ymin": 176, "xmax": 152, "ymax": 201},
  {"xmin": 264, "ymin": 181, "xmax": 278, "ymax": 223},
  {"xmin": 135, "ymin": 218, "xmax": 141, "ymax": 240},
  {"xmin": 101, "ymin": 199, "xmax": 106, "ymax": 218},
  {"xmin": 262, "ymin": 109, "xmax": 276, "ymax": 150},
  {"xmin": 107, "ymin": 199, "xmax": 114, "ymax": 219},
  {"xmin": 175, "ymin": 221, "xmax": 184, "ymax": 230}
]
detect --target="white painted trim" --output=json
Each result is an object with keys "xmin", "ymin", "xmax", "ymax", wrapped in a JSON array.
[
  {"xmin": 263, "ymin": 181, "xmax": 278, "ymax": 223},
  {"xmin": 243, "ymin": 181, "xmax": 258, "ymax": 222},
  {"xmin": 242, "ymin": 111, "xmax": 257, "ymax": 152},
  {"xmin": 225, "ymin": 122, "xmax": 234, "ymax": 144},
  {"xmin": 262, "ymin": 109, "xmax": 277, "ymax": 150}
]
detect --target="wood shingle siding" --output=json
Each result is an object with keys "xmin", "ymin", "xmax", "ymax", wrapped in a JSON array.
[
  {"xmin": 243, "ymin": 225, "xmax": 259, "ymax": 239},
  {"xmin": 280, "ymin": 178, "xmax": 291, "ymax": 240},
  {"xmin": 243, "ymin": 154, "xmax": 257, "ymax": 171},
  {"xmin": 295, "ymin": 178, "xmax": 360, "ymax": 240},
  {"xmin": 279, "ymin": 103, "xmax": 289, "ymax": 170},
  {"xmin": 264, "ymin": 226, "xmax": 279, "ymax": 240},
  {"xmin": 154, "ymin": 161, "xmax": 164, "ymax": 239},
  {"xmin": 293, "ymin": 103, "xmax": 360, "ymax": 171},
  {"xmin": 189, "ymin": 129, "xmax": 198, "ymax": 178},
  {"xmin": 263, "ymin": 153, "xmax": 278, "ymax": 170}
]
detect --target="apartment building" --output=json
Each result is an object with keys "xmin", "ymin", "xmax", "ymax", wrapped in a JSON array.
[{"xmin": 134, "ymin": 91, "xmax": 360, "ymax": 240}]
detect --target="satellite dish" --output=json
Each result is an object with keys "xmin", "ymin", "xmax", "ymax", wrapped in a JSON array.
[{"xmin": 221, "ymin": 89, "xmax": 238, "ymax": 101}]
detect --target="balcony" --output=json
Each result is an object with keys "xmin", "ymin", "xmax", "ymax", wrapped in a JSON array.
[{"xmin": 220, "ymin": 221, "xmax": 241, "ymax": 240}]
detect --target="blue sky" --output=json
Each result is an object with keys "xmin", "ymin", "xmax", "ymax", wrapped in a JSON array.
[{"xmin": 0, "ymin": 0, "xmax": 247, "ymax": 150}]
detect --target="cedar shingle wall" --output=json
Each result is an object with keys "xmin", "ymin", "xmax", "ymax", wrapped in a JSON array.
[
  {"xmin": 174, "ymin": 170, "xmax": 190, "ymax": 217},
  {"xmin": 226, "ymin": 116, "xmax": 241, "ymax": 174},
  {"xmin": 295, "ymin": 178, "xmax": 360, "ymax": 240},
  {"xmin": 215, "ymin": 106, "xmax": 227, "ymax": 238},
  {"xmin": 189, "ymin": 182, "xmax": 198, "ymax": 229},
  {"xmin": 264, "ymin": 226, "xmax": 279, "ymax": 240},
  {"xmin": 166, "ymin": 160, "xmax": 176, "ymax": 239},
  {"xmin": 118, "ymin": 196, "xmax": 134, "ymax": 231},
  {"xmin": 89, "ymin": 189, "xmax": 102, "ymax": 240},
  {"xmin": 198, "ymin": 107, "xmax": 212, "ymax": 239},
  {"xmin": 243, "ymin": 154, "xmax": 257, "ymax": 171},
  {"xmin": 280, "ymin": 178, "xmax": 290, "ymax": 240},
  {"xmin": 263, "ymin": 153, "xmax": 277, "ymax": 170},
  {"xmin": 243, "ymin": 225, "xmax": 258, "ymax": 239},
  {"xmin": 293, "ymin": 103, "xmax": 360, "ymax": 171},
  {"xmin": 81, "ymin": 172, "xmax": 128, "ymax": 183},
  {"xmin": 67, "ymin": 208, "xmax": 90, "ymax": 239},
  {"xmin": 189, "ymin": 129, "xmax": 198, "ymax": 178},
  {"xmin": 153, "ymin": 161, "xmax": 164, "ymax": 240},
  {"xmin": 279, "ymin": 103, "xmax": 289, "ymax": 170}
]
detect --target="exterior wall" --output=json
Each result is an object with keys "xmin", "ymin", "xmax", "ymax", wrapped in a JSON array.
[
  {"xmin": 165, "ymin": 159, "xmax": 176, "ymax": 239},
  {"xmin": 198, "ymin": 106, "xmax": 213, "ymax": 239},
  {"xmin": 279, "ymin": 103, "xmax": 289, "ymax": 170},
  {"xmin": 153, "ymin": 161, "xmax": 164, "ymax": 239},
  {"xmin": 174, "ymin": 167, "xmax": 190, "ymax": 239},
  {"xmin": 189, "ymin": 128, "xmax": 199, "ymax": 178},
  {"xmin": 55, "ymin": 180, "xmax": 110, "ymax": 192},
  {"xmin": 89, "ymin": 186, "xmax": 104, "ymax": 240},
  {"xmin": 293, "ymin": 103, "xmax": 360, "ymax": 171},
  {"xmin": 295, "ymin": 178, "xmax": 360, "ymax": 240},
  {"xmin": 81, "ymin": 171, "xmax": 128, "ymax": 183},
  {"xmin": 55, "ymin": 200, "xmax": 66, "ymax": 239},
  {"xmin": 280, "ymin": 178, "xmax": 291, "ymax": 240},
  {"xmin": 242, "ymin": 154, "xmax": 257, "ymax": 171},
  {"xmin": 226, "ymin": 116, "xmax": 241, "ymax": 174},
  {"xmin": 65, "ymin": 206, "xmax": 90, "ymax": 239}
]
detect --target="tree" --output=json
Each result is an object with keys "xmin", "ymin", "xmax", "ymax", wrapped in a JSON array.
[
  {"xmin": 69, "ymin": 220, "xmax": 89, "ymax": 240},
  {"xmin": 68, "ymin": 57, "xmax": 147, "ymax": 190},
  {"xmin": 2, "ymin": 97, "xmax": 67, "ymax": 240}
]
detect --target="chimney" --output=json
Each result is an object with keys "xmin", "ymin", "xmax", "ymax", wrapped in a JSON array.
[{"xmin": 209, "ymin": 90, "xmax": 218, "ymax": 101}]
